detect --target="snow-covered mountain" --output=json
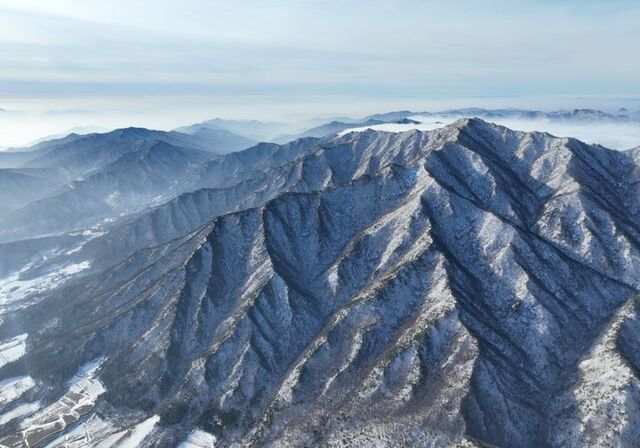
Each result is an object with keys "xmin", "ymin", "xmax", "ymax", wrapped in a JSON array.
[
  {"xmin": 253, "ymin": 107, "xmax": 640, "ymax": 148},
  {"xmin": 0, "ymin": 127, "xmax": 262, "ymax": 242},
  {"xmin": 364, "ymin": 107, "xmax": 640, "ymax": 123},
  {"xmin": 332, "ymin": 108, "xmax": 640, "ymax": 150},
  {"xmin": 1, "ymin": 119, "xmax": 640, "ymax": 447},
  {"xmin": 273, "ymin": 119, "xmax": 385, "ymax": 143},
  {"xmin": 176, "ymin": 118, "xmax": 292, "ymax": 143},
  {"xmin": 0, "ymin": 168, "xmax": 66, "ymax": 217}
]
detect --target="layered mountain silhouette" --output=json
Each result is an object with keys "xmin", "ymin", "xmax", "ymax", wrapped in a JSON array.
[
  {"xmin": 1, "ymin": 118, "xmax": 640, "ymax": 447},
  {"xmin": 0, "ymin": 127, "xmax": 259, "ymax": 241}
]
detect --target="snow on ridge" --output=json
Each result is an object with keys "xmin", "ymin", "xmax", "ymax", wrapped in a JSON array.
[
  {"xmin": 338, "ymin": 116, "xmax": 452, "ymax": 136},
  {"xmin": 337, "ymin": 113, "xmax": 640, "ymax": 149}
]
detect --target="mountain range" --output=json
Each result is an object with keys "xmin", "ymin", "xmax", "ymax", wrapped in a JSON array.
[{"xmin": 1, "ymin": 116, "xmax": 640, "ymax": 447}]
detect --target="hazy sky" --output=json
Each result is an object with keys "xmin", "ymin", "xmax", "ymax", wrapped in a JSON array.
[{"xmin": 1, "ymin": 0, "xmax": 640, "ymax": 146}]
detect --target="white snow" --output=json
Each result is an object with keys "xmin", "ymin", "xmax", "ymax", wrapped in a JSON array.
[
  {"xmin": 0, "ymin": 375, "xmax": 35, "ymax": 406},
  {"xmin": 572, "ymin": 300, "xmax": 639, "ymax": 445},
  {"xmin": 42, "ymin": 413, "xmax": 161, "ymax": 448},
  {"xmin": 43, "ymin": 414, "xmax": 117, "ymax": 448},
  {"xmin": 0, "ymin": 401, "xmax": 40, "ymax": 425},
  {"xmin": 0, "ymin": 261, "xmax": 91, "ymax": 304},
  {"xmin": 111, "ymin": 415, "xmax": 159, "ymax": 448},
  {"xmin": 338, "ymin": 116, "xmax": 451, "ymax": 136},
  {"xmin": 106, "ymin": 192, "xmax": 121, "ymax": 207},
  {"xmin": 0, "ymin": 334, "xmax": 27, "ymax": 368},
  {"xmin": 81, "ymin": 228, "xmax": 106, "ymax": 238},
  {"xmin": 178, "ymin": 429, "xmax": 217, "ymax": 448},
  {"xmin": 2, "ymin": 358, "xmax": 106, "ymax": 447},
  {"xmin": 338, "ymin": 114, "xmax": 640, "ymax": 149}
]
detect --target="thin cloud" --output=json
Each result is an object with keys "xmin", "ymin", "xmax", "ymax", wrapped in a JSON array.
[{"xmin": 0, "ymin": 0, "xmax": 638, "ymax": 146}]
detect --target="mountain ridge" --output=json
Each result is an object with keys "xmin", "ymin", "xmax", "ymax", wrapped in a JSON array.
[{"xmin": 2, "ymin": 119, "xmax": 640, "ymax": 446}]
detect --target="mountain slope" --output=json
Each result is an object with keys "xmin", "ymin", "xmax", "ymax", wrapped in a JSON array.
[
  {"xmin": 1, "ymin": 120, "xmax": 640, "ymax": 447},
  {"xmin": 0, "ymin": 141, "xmax": 215, "ymax": 241},
  {"xmin": 172, "ymin": 127, "xmax": 257, "ymax": 153},
  {"xmin": 364, "ymin": 107, "xmax": 640, "ymax": 124},
  {"xmin": 176, "ymin": 118, "xmax": 291, "ymax": 143},
  {"xmin": 274, "ymin": 119, "xmax": 385, "ymax": 143},
  {"xmin": 0, "ymin": 168, "xmax": 65, "ymax": 215},
  {"xmin": 19, "ymin": 128, "xmax": 218, "ymax": 175}
]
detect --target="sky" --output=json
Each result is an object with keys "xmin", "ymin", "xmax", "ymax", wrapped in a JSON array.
[{"xmin": 1, "ymin": 0, "xmax": 640, "ymax": 147}]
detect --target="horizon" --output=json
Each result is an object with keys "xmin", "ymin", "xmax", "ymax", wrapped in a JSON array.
[
  {"xmin": 1, "ymin": 0, "xmax": 640, "ymax": 146},
  {"xmin": 3, "ymin": 98, "xmax": 640, "ymax": 149}
]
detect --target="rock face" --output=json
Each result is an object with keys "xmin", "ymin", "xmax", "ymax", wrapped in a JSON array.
[{"xmin": 1, "ymin": 119, "xmax": 640, "ymax": 447}]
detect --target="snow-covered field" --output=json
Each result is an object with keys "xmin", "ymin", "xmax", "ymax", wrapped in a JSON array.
[
  {"xmin": 0, "ymin": 358, "xmax": 105, "ymax": 447},
  {"xmin": 0, "ymin": 402, "xmax": 41, "ymax": 426},
  {"xmin": 0, "ymin": 261, "xmax": 91, "ymax": 305},
  {"xmin": 0, "ymin": 334, "xmax": 27, "ymax": 368},
  {"xmin": 0, "ymin": 375, "xmax": 35, "ymax": 407},
  {"xmin": 41, "ymin": 414, "xmax": 160, "ymax": 448},
  {"xmin": 178, "ymin": 429, "xmax": 217, "ymax": 448}
]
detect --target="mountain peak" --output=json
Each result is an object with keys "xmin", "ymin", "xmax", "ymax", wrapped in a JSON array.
[{"xmin": 2, "ymin": 118, "xmax": 640, "ymax": 447}]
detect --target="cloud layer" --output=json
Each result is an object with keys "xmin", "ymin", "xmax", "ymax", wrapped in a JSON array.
[{"xmin": 0, "ymin": 0, "xmax": 639, "ymax": 146}]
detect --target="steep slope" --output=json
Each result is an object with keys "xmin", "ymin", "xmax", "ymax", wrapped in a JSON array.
[
  {"xmin": 0, "ymin": 137, "xmax": 322, "ymax": 284},
  {"xmin": 2, "ymin": 120, "xmax": 640, "ymax": 447},
  {"xmin": 0, "ymin": 152, "xmax": 41, "ymax": 170},
  {"xmin": 0, "ymin": 169, "xmax": 65, "ymax": 216},
  {"xmin": 0, "ymin": 142, "xmax": 216, "ymax": 241},
  {"xmin": 174, "ymin": 128, "xmax": 256, "ymax": 154},
  {"xmin": 19, "ymin": 128, "xmax": 221, "ymax": 177}
]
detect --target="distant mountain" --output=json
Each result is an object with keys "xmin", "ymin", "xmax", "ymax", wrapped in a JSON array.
[
  {"xmin": 273, "ymin": 106, "xmax": 640, "ymax": 146},
  {"xmin": 394, "ymin": 118, "xmax": 421, "ymax": 124},
  {"xmin": 0, "ymin": 150, "xmax": 41, "ymax": 169},
  {"xmin": 274, "ymin": 119, "xmax": 385, "ymax": 143},
  {"xmin": 171, "ymin": 127, "xmax": 257, "ymax": 154},
  {"xmin": 0, "ymin": 126, "xmax": 266, "ymax": 240},
  {"xmin": 0, "ymin": 126, "xmax": 248, "ymax": 174},
  {"xmin": 176, "ymin": 118, "xmax": 292, "ymax": 142},
  {"xmin": 364, "ymin": 110, "xmax": 415, "ymax": 121},
  {"xmin": 20, "ymin": 128, "xmax": 213, "ymax": 175},
  {"xmin": 0, "ymin": 141, "xmax": 214, "ymax": 241},
  {"xmin": 0, "ymin": 168, "xmax": 65, "ymax": 216},
  {"xmin": 17, "ymin": 126, "xmax": 109, "ymax": 150},
  {"xmin": 3, "ymin": 119, "xmax": 640, "ymax": 447},
  {"xmin": 361, "ymin": 107, "xmax": 640, "ymax": 123}
]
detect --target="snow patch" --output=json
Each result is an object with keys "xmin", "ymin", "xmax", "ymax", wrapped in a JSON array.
[
  {"xmin": 0, "ymin": 358, "xmax": 106, "ymax": 447},
  {"xmin": 178, "ymin": 429, "xmax": 217, "ymax": 448},
  {"xmin": 0, "ymin": 334, "xmax": 27, "ymax": 368},
  {"xmin": 111, "ymin": 415, "xmax": 159, "ymax": 448},
  {"xmin": 0, "ymin": 375, "xmax": 35, "ymax": 407},
  {"xmin": 0, "ymin": 401, "xmax": 40, "ymax": 426},
  {"xmin": 0, "ymin": 261, "xmax": 91, "ymax": 304},
  {"xmin": 338, "ymin": 116, "xmax": 452, "ymax": 136}
]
